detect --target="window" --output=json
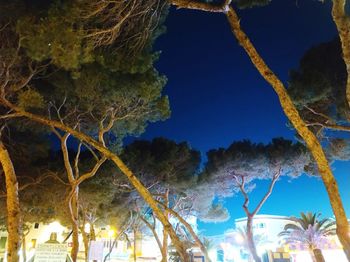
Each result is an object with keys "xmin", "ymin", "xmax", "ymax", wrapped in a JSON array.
[
  {"xmin": 30, "ymin": 239, "xmax": 37, "ymax": 249},
  {"xmin": 259, "ymin": 223, "xmax": 265, "ymax": 229},
  {"xmin": 0, "ymin": 237, "xmax": 7, "ymax": 249},
  {"xmin": 34, "ymin": 223, "xmax": 39, "ymax": 229}
]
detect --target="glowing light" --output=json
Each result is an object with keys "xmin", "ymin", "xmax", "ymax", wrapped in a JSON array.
[
  {"xmin": 234, "ymin": 234, "xmax": 244, "ymax": 244},
  {"xmin": 48, "ymin": 221, "xmax": 64, "ymax": 233},
  {"xmin": 208, "ymin": 249, "xmax": 217, "ymax": 262},
  {"xmin": 108, "ymin": 229, "xmax": 116, "ymax": 238},
  {"xmin": 84, "ymin": 223, "xmax": 90, "ymax": 233}
]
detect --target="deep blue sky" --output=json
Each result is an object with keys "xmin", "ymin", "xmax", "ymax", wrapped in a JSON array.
[{"xmin": 138, "ymin": 0, "xmax": 350, "ymax": 236}]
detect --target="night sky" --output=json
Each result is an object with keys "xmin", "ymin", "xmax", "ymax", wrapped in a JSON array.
[{"xmin": 138, "ymin": 0, "xmax": 350, "ymax": 236}]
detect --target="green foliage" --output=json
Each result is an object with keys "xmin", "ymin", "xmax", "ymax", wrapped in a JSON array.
[
  {"xmin": 199, "ymin": 203, "xmax": 230, "ymax": 223},
  {"xmin": 79, "ymin": 162, "xmax": 130, "ymax": 227},
  {"xmin": 121, "ymin": 138, "xmax": 200, "ymax": 190},
  {"xmin": 17, "ymin": 88, "xmax": 45, "ymax": 109},
  {"xmin": 16, "ymin": 6, "xmax": 93, "ymax": 70},
  {"xmin": 327, "ymin": 138, "xmax": 350, "ymax": 161},
  {"xmin": 288, "ymin": 38, "xmax": 350, "ymax": 162},
  {"xmin": 288, "ymin": 38, "xmax": 347, "ymax": 122},
  {"xmin": 202, "ymin": 138, "xmax": 311, "ymax": 197},
  {"xmin": 0, "ymin": 0, "xmax": 171, "ymax": 150}
]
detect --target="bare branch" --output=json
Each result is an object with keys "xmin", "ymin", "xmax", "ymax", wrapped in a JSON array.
[
  {"xmin": 74, "ymin": 142, "xmax": 82, "ymax": 179},
  {"xmin": 251, "ymin": 167, "xmax": 281, "ymax": 216}
]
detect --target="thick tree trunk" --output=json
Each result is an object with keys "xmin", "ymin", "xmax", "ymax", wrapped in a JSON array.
[
  {"xmin": 246, "ymin": 216, "xmax": 261, "ymax": 262},
  {"xmin": 225, "ymin": 7, "xmax": 350, "ymax": 260},
  {"xmin": 332, "ymin": 0, "xmax": 350, "ymax": 108},
  {"xmin": 1, "ymin": 101, "xmax": 190, "ymax": 261},
  {"xmin": 331, "ymin": 4, "xmax": 350, "ymax": 259},
  {"xmin": 0, "ymin": 141, "xmax": 22, "ymax": 262},
  {"xmin": 312, "ymin": 248, "xmax": 325, "ymax": 262},
  {"xmin": 70, "ymin": 188, "xmax": 80, "ymax": 262}
]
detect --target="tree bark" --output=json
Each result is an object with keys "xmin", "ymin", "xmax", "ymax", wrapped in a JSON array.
[
  {"xmin": 238, "ymin": 173, "xmax": 279, "ymax": 262},
  {"xmin": 246, "ymin": 216, "xmax": 261, "ymax": 262},
  {"xmin": 312, "ymin": 248, "xmax": 325, "ymax": 262},
  {"xmin": 81, "ymin": 227, "xmax": 89, "ymax": 262},
  {"xmin": 1, "ymin": 100, "xmax": 190, "ymax": 262},
  {"xmin": 225, "ymin": 6, "xmax": 350, "ymax": 259},
  {"xmin": 162, "ymin": 191, "xmax": 169, "ymax": 262},
  {"xmin": 70, "ymin": 188, "xmax": 80, "ymax": 262},
  {"xmin": 90, "ymin": 223, "xmax": 96, "ymax": 241},
  {"xmin": 331, "ymin": 3, "xmax": 350, "ymax": 258},
  {"xmin": 0, "ymin": 141, "xmax": 22, "ymax": 262},
  {"xmin": 22, "ymin": 233, "xmax": 26, "ymax": 262},
  {"xmin": 89, "ymin": 223, "xmax": 98, "ymax": 262},
  {"xmin": 133, "ymin": 228, "xmax": 137, "ymax": 262},
  {"xmin": 332, "ymin": 0, "xmax": 350, "ymax": 108}
]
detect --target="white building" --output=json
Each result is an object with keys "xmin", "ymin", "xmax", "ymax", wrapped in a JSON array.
[{"xmin": 206, "ymin": 214, "xmax": 348, "ymax": 262}]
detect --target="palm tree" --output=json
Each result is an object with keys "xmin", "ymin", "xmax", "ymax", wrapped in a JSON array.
[{"xmin": 279, "ymin": 212, "xmax": 336, "ymax": 262}]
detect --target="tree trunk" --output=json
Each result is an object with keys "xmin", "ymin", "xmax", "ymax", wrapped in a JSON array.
[
  {"xmin": 70, "ymin": 188, "xmax": 80, "ymax": 262},
  {"xmin": 139, "ymin": 214, "xmax": 166, "ymax": 260},
  {"xmin": 332, "ymin": 0, "xmax": 350, "ymax": 109},
  {"xmin": 0, "ymin": 141, "xmax": 22, "ymax": 262},
  {"xmin": 155, "ymin": 200, "xmax": 210, "ymax": 262},
  {"xmin": 331, "ymin": 3, "xmax": 350, "ymax": 259},
  {"xmin": 246, "ymin": 216, "xmax": 261, "ymax": 262},
  {"xmin": 225, "ymin": 7, "xmax": 350, "ymax": 259},
  {"xmin": 1, "ymin": 101, "xmax": 190, "ymax": 262},
  {"xmin": 312, "ymin": 248, "xmax": 325, "ymax": 262},
  {"xmin": 133, "ymin": 228, "xmax": 137, "ymax": 262},
  {"xmin": 162, "ymin": 191, "xmax": 169, "ymax": 262},
  {"xmin": 81, "ymin": 227, "xmax": 89, "ymax": 262},
  {"xmin": 90, "ymin": 223, "xmax": 96, "ymax": 241},
  {"xmin": 89, "ymin": 223, "xmax": 97, "ymax": 262},
  {"xmin": 22, "ymin": 234, "xmax": 26, "ymax": 262}
]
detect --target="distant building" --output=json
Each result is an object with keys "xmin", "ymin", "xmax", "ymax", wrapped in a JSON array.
[{"xmin": 206, "ymin": 214, "xmax": 347, "ymax": 262}]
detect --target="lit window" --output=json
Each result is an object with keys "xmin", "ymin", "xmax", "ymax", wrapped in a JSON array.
[
  {"xmin": 0, "ymin": 237, "xmax": 7, "ymax": 249},
  {"xmin": 30, "ymin": 239, "xmax": 37, "ymax": 248}
]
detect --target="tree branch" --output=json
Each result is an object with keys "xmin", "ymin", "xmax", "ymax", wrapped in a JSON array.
[
  {"xmin": 60, "ymin": 133, "xmax": 75, "ymax": 184},
  {"xmin": 138, "ymin": 213, "xmax": 164, "ymax": 257},
  {"xmin": 251, "ymin": 168, "xmax": 281, "ymax": 216},
  {"xmin": 74, "ymin": 142, "xmax": 82, "ymax": 179}
]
